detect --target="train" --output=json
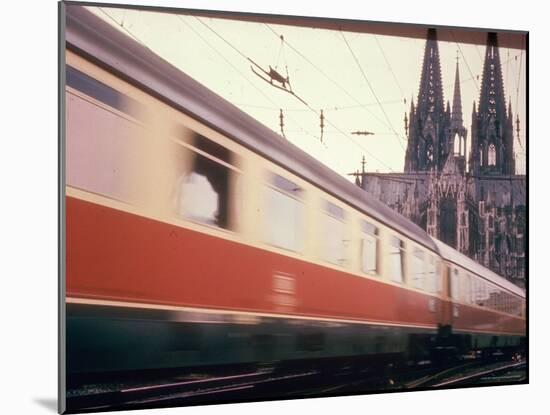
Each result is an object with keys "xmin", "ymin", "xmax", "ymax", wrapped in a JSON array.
[{"xmin": 64, "ymin": 6, "xmax": 526, "ymax": 377}]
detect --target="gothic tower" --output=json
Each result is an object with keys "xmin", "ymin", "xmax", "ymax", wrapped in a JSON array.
[
  {"xmin": 405, "ymin": 29, "xmax": 452, "ymax": 173},
  {"xmin": 450, "ymin": 58, "xmax": 468, "ymax": 173},
  {"xmin": 470, "ymin": 32, "xmax": 515, "ymax": 175},
  {"xmin": 360, "ymin": 29, "xmax": 526, "ymax": 287}
]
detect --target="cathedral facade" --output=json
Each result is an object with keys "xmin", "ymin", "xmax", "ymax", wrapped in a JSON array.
[{"xmin": 360, "ymin": 30, "xmax": 526, "ymax": 287}]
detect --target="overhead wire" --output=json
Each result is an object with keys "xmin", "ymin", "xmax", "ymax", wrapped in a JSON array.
[
  {"xmin": 300, "ymin": 91, "xmax": 397, "ymax": 171},
  {"xmin": 99, "ymin": 9, "xmax": 315, "ymax": 146},
  {"xmin": 516, "ymin": 46, "xmax": 527, "ymax": 174},
  {"xmin": 98, "ymin": 11, "xmax": 435, "ymax": 172},
  {"xmin": 474, "ymin": 44, "xmax": 484, "ymax": 64},
  {"xmin": 507, "ymin": 37, "xmax": 525, "ymax": 172},
  {"xmin": 451, "ymin": 31, "xmax": 480, "ymax": 93},
  {"xmin": 374, "ymin": 35, "xmax": 406, "ymax": 99},
  {"xmin": 179, "ymin": 16, "xmax": 318, "ymax": 145},
  {"xmin": 191, "ymin": 15, "xmax": 250, "ymax": 61},
  {"xmin": 505, "ymin": 48, "xmax": 510, "ymax": 94},
  {"xmin": 340, "ymin": 31, "xmax": 406, "ymax": 150},
  {"xmin": 193, "ymin": 17, "xmax": 397, "ymax": 171},
  {"xmin": 98, "ymin": 7, "xmax": 150, "ymax": 50},
  {"xmin": 263, "ymin": 24, "xmax": 401, "ymax": 138},
  {"xmin": 232, "ymin": 99, "xmax": 404, "ymax": 112},
  {"xmin": 515, "ymin": 42, "xmax": 524, "ymax": 140}
]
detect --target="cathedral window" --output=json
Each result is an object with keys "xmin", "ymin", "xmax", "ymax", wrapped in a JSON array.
[
  {"xmin": 427, "ymin": 143, "xmax": 434, "ymax": 165},
  {"xmin": 479, "ymin": 145, "xmax": 484, "ymax": 165},
  {"xmin": 488, "ymin": 143, "xmax": 496, "ymax": 166}
]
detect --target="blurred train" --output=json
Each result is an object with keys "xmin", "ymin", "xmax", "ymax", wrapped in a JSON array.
[{"xmin": 64, "ymin": 6, "xmax": 525, "ymax": 376}]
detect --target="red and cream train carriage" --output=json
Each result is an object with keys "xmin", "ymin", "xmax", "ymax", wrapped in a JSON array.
[{"xmin": 63, "ymin": 6, "xmax": 525, "ymax": 375}]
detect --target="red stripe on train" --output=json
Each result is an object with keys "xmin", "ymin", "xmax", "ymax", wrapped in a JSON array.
[{"xmin": 66, "ymin": 195, "xmax": 523, "ymax": 334}]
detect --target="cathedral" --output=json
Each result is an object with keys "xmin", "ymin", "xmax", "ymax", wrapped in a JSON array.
[{"xmin": 359, "ymin": 29, "xmax": 526, "ymax": 287}]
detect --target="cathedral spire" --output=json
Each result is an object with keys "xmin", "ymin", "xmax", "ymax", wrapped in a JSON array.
[
  {"xmin": 451, "ymin": 58, "xmax": 463, "ymax": 129},
  {"xmin": 478, "ymin": 32, "xmax": 506, "ymax": 118},
  {"xmin": 449, "ymin": 57, "xmax": 467, "ymax": 167},
  {"xmin": 405, "ymin": 29, "xmax": 451, "ymax": 173},
  {"xmin": 417, "ymin": 28, "xmax": 444, "ymax": 117},
  {"xmin": 470, "ymin": 32, "xmax": 515, "ymax": 175}
]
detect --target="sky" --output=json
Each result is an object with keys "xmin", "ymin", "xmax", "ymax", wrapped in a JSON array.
[{"xmin": 89, "ymin": 5, "xmax": 527, "ymax": 179}]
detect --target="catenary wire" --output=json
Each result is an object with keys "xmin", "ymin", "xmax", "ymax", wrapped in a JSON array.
[
  {"xmin": 194, "ymin": 17, "xmax": 397, "ymax": 171},
  {"xmin": 341, "ymin": 31, "xmax": 406, "ymax": 150}
]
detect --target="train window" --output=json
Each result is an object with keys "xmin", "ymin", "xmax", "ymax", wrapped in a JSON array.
[
  {"xmin": 66, "ymin": 66, "xmax": 142, "ymax": 117},
  {"xmin": 322, "ymin": 201, "xmax": 348, "ymax": 266},
  {"xmin": 473, "ymin": 279, "xmax": 489, "ymax": 307},
  {"xmin": 175, "ymin": 134, "xmax": 236, "ymax": 230},
  {"xmin": 264, "ymin": 174, "xmax": 304, "ymax": 252},
  {"xmin": 424, "ymin": 256, "xmax": 438, "ymax": 293},
  {"xmin": 512, "ymin": 296, "xmax": 519, "ymax": 315},
  {"xmin": 389, "ymin": 237, "xmax": 405, "ymax": 283},
  {"xmin": 503, "ymin": 292, "xmax": 509, "ymax": 313},
  {"xmin": 411, "ymin": 248, "xmax": 425, "ymax": 289},
  {"xmin": 513, "ymin": 297, "xmax": 523, "ymax": 317},
  {"xmin": 521, "ymin": 299, "xmax": 526, "ymax": 317},
  {"xmin": 436, "ymin": 260, "xmax": 444, "ymax": 294},
  {"xmin": 450, "ymin": 268, "xmax": 460, "ymax": 300},
  {"xmin": 502, "ymin": 292, "xmax": 509, "ymax": 314},
  {"xmin": 360, "ymin": 221, "xmax": 378, "ymax": 275},
  {"xmin": 66, "ymin": 83, "xmax": 146, "ymax": 203},
  {"xmin": 471, "ymin": 277, "xmax": 479, "ymax": 305},
  {"xmin": 469, "ymin": 274, "xmax": 476, "ymax": 304},
  {"xmin": 505, "ymin": 292, "xmax": 510, "ymax": 313},
  {"xmin": 326, "ymin": 201, "xmax": 345, "ymax": 220},
  {"xmin": 491, "ymin": 286, "xmax": 502, "ymax": 312},
  {"xmin": 460, "ymin": 274, "xmax": 472, "ymax": 304}
]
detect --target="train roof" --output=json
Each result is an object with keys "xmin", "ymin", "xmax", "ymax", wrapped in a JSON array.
[
  {"xmin": 431, "ymin": 238, "xmax": 525, "ymax": 298},
  {"xmin": 65, "ymin": 5, "xmax": 438, "ymax": 252}
]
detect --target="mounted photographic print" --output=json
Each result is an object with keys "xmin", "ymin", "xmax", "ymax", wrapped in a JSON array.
[{"xmin": 59, "ymin": 1, "xmax": 527, "ymax": 413}]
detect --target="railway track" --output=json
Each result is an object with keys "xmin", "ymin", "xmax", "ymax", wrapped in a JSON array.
[
  {"xmin": 66, "ymin": 365, "xmax": 320, "ymax": 412},
  {"xmin": 66, "ymin": 357, "xmax": 527, "ymax": 412},
  {"xmin": 404, "ymin": 359, "xmax": 527, "ymax": 389},
  {"xmin": 429, "ymin": 361, "xmax": 526, "ymax": 387}
]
